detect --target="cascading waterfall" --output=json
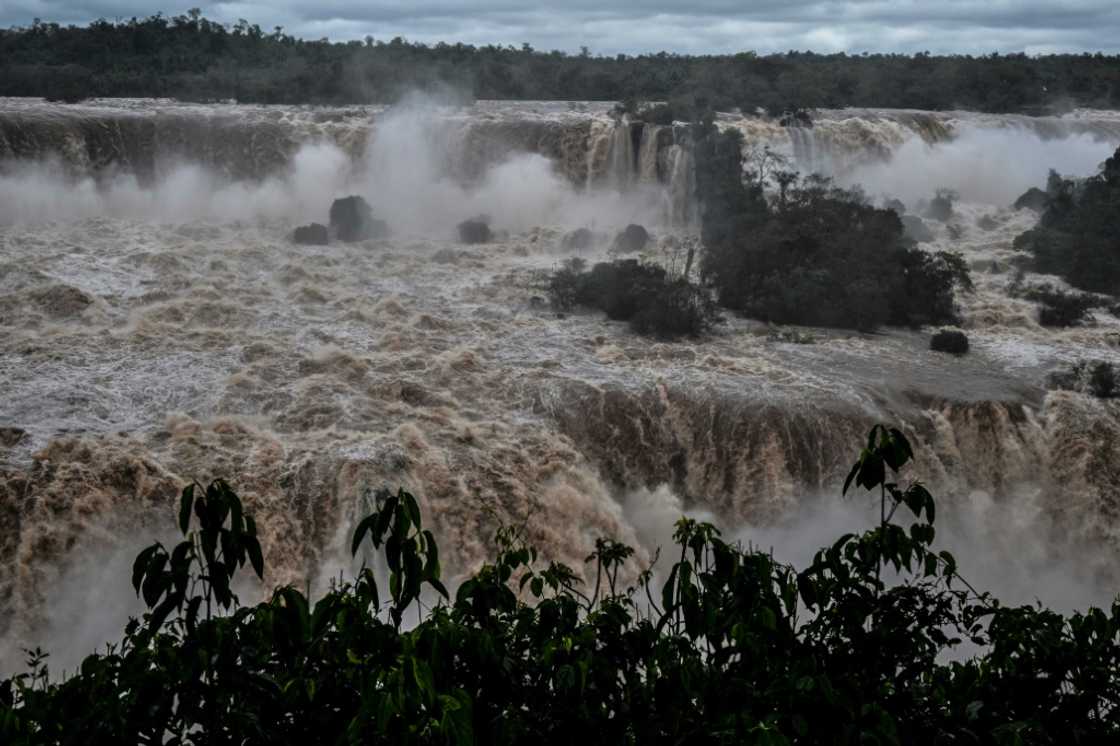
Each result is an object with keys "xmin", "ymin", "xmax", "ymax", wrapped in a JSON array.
[
  {"xmin": 584, "ymin": 118, "xmax": 614, "ymax": 189},
  {"xmin": 3, "ymin": 97, "xmax": 1120, "ymax": 669},
  {"xmin": 787, "ymin": 126, "xmax": 818, "ymax": 174},
  {"xmin": 605, "ymin": 120, "xmax": 636, "ymax": 189},
  {"xmin": 5, "ymin": 99, "xmax": 1120, "ymax": 214},
  {"xmin": 663, "ymin": 142, "xmax": 696, "ymax": 226},
  {"xmin": 637, "ymin": 124, "xmax": 662, "ymax": 183}
]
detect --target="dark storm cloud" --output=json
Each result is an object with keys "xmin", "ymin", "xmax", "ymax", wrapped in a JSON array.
[{"xmin": 3, "ymin": 1, "xmax": 1119, "ymax": 54}]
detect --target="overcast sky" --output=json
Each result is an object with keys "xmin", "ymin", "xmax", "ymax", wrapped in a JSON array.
[{"xmin": 3, "ymin": 1, "xmax": 1120, "ymax": 55}]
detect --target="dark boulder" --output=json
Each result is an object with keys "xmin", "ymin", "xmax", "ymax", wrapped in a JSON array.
[
  {"xmin": 1013, "ymin": 187, "xmax": 1049, "ymax": 212},
  {"xmin": 457, "ymin": 218, "xmax": 492, "ymax": 244},
  {"xmin": 901, "ymin": 215, "xmax": 934, "ymax": 243},
  {"xmin": 329, "ymin": 196, "xmax": 389, "ymax": 242},
  {"xmin": 292, "ymin": 223, "xmax": 329, "ymax": 245},
  {"xmin": 561, "ymin": 228, "xmax": 594, "ymax": 251},
  {"xmin": 930, "ymin": 329, "xmax": 969, "ymax": 355},
  {"xmin": 612, "ymin": 224, "xmax": 650, "ymax": 253}
]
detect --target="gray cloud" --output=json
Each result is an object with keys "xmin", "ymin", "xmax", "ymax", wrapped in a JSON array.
[{"xmin": 3, "ymin": 1, "xmax": 1119, "ymax": 54}]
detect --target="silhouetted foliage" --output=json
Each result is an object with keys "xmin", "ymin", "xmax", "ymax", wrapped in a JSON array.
[
  {"xmin": 695, "ymin": 126, "xmax": 972, "ymax": 331},
  {"xmin": 4, "ymin": 427, "xmax": 1120, "ymax": 744},
  {"xmin": 4, "ymin": 14, "xmax": 1120, "ymax": 111},
  {"xmin": 549, "ymin": 258, "xmax": 716, "ymax": 338},
  {"xmin": 930, "ymin": 329, "xmax": 969, "ymax": 355},
  {"xmin": 1014, "ymin": 152, "xmax": 1120, "ymax": 295}
]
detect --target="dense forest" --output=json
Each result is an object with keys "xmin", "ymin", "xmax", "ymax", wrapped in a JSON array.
[
  {"xmin": 3, "ymin": 10, "xmax": 1120, "ymax": 112},
  {"xmin": 1014, "ymin": 150, "xmax": 1120, "ymax": 296},
  {"xmin": 692, "ymin": 123, "xmax": 972, "ymax": 331},
  {"xmin": 3, "ymin": 427, "xmax": 1118, "ymax": 744}
]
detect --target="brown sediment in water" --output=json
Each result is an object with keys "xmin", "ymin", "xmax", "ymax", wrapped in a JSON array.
[{"xmin": 2, "ymin": 99, "xmax": 1120, "ymax": 666}]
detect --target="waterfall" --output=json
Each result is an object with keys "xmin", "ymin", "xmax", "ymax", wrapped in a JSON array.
[
  {"xmin": 637, "ymin": 124, "xmax": 662, "ymax": 183},
  {"xmin": 584, "ymin": 119, "xmax": 613, "ymax": 190},
  {"xmin": 604, "ymin": 120, "xmax": 635, "ymax": 189},
  {"xmin": 5, "ymin": 99, "xmax": 1120, "ymax": 226},
  {"xmin": 787, "ymin": 126, "xmax": 818, "ymax": 174},
  {"xmin": 664, "ymin": 143, "xmax": 696, "ymax": 226}
]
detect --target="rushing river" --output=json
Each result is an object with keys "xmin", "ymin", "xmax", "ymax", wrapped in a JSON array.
[{"xmin": 1, "ymin": 97, "xmax": 1119, "ymax": 671}]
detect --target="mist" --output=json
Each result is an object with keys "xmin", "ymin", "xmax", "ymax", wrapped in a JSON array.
[
  {"xmin": 3, "ymin": 96, "xmax": 1120, "ymax": 689},
  {"xmin": 623, "ymin": 481, "xmax": 1116, "ymax": 616},
  {"xmin": 0, "ymin": 95, "xmax": 664, "ymax": 236},
  {"xmin": 841, "ymin": 125, "xmax": 1116, "ymax": 206}
]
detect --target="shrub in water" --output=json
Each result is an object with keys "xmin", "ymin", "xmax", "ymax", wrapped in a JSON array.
[
  {"xmin": 930, "ymin": 329, "xmax": 969, "ymax": 354},
  {"xmin": 1048, "ymin": 359, "xmax": 1118, "ymax": 399},
  {"xmin": 548, "ymin": 258, "xmax": 716, "ymax": 338},
  {"xmin": 292, "ymin": 223, "xmax": 329, "ymax": 245},
  {"xmin": 1015, "ymin": 283, "xmax": 1099, "ymax": 327}
]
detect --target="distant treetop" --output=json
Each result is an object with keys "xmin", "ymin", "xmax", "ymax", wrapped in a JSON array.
[{"xmin": 3, "ymin": 12, "xmax": 1119, "ymax": 111}]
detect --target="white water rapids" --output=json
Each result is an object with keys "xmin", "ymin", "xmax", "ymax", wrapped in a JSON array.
[{"xmin": 1, "ymin": 97, "xmax": 1119, "ymax": 673}]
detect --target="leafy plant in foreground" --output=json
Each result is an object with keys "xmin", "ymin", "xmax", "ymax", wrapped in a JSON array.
[{"xmin": 2, "ymin": 428, "xmax": 1119, "ymax": 745}]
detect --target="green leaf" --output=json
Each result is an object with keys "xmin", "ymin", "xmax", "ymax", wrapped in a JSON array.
[
  {"xmin": 402, "ymin": 490, "xmax": 422, "ymax": 529},
  {"xmin": 178, "ymin": 484, "xmax": 195, "ymax": 535},
  {"xmin": 141, "ymin": 562, "xmax": 169, "ymax": 607},
  {"xmin": 374, "ymin": 496, "xmax": 397, "ymax": 544},
  {"xmin": 132, "ymin": 544, "xmax": 161, "ymax": 594},
  {"xmin": 429, "ymin": 577, "xmax": 450, "ymax": 599},
  {"xmin": 884, "ymin": 427, "xmax": 912, "ymax": 470},
  {"xmin": 351, "ymin": 514, "xmax": 377, "ymax": 557},
  {"xmin": 797, "ymin": 572, "xmax": 818, "ymax": 608},
  {"xmin": 246, "ymin": 536, "xmax": 265, "ymax": 579},
  {"xmin": 229, "ymin": 490, "xmax": 245, "ymax": 535},
  {"xmin": 842, "ymin": 461, "xmax": 860, "ymax": 496},
  {"xmin": 859, "ymin": 454, "xmax": 885, "ymax": 490},
  {"xmin": 661, "ymin": 565, "xmax": 679, "ymax": 615}
]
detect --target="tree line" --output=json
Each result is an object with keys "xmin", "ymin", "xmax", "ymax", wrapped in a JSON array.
[{"xmin": 3, "ymin": 10, "xmax": 1120, "ymax": 112}]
